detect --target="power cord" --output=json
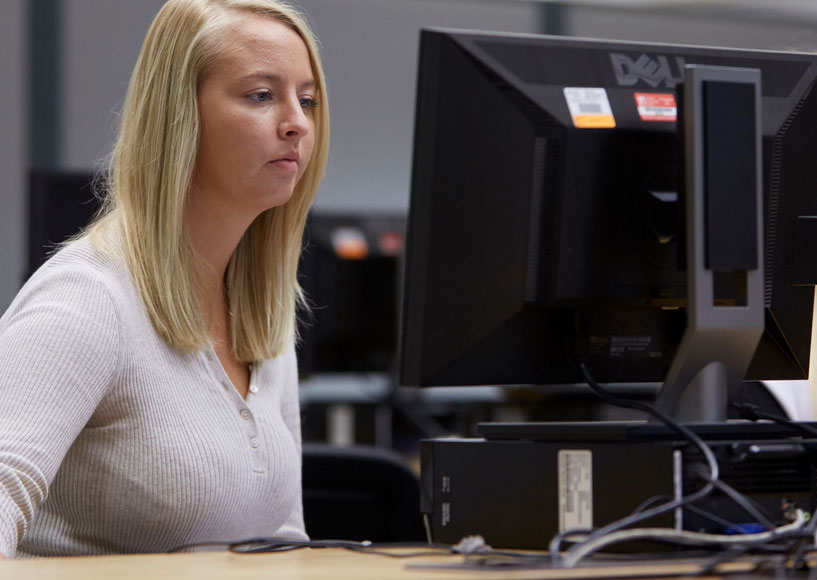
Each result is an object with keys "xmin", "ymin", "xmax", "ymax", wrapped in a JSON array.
[
  {"xmin": 554, "ymin": 363, "xmax": 814, "ymax": 570},
  {"xmin": 733, "ymin": 402, "xmax": 817, "ymax": 438},
  {"xmin": 551, "ymin": 363, "xmax": 721, "ymax": 567},
  {"xmin": 559, "ymin": 509, "xmax": 808, "ymax": 569},
  {"xmin": 229, "ymin": 537, "xmax": 454, "ymax": 558}
]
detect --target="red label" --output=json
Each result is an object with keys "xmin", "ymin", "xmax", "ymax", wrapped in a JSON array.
[{"xmin": 634, "ymin": 93, "xmax": 677, "ymax": 122}]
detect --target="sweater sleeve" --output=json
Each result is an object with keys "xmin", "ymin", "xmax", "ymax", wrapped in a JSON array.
[{"xmin": 0, "ymin": 266, "xmax": 121, "ymax": 558}]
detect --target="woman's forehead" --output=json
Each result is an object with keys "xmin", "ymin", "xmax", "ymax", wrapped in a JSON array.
[{"xmin": 209, "ymin": 13, "xmax": 312, "ymax": 77}]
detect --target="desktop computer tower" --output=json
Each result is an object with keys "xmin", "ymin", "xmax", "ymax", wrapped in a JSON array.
[{"xmin": 420, "ymin": 423, "xmax": 817, "ymax": 550}]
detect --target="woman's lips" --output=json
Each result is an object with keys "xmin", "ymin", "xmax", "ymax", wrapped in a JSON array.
[{"xmin": 270, "ymin": 158, "xmax": 299, "ymax": 172}]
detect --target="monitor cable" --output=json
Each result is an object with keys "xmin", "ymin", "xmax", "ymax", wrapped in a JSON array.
[
  {"xmin": 732, "ymin": 401, "xmax": 817, "ymax": 438},
  {"xmin": 554, "ymin": 363, "xmax": 811, "ymax": 569}
]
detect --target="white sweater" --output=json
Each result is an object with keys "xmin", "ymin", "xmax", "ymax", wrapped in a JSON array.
[{"xmin": 0, "ymin": 238, "xmax": 307, "ymax": 557}]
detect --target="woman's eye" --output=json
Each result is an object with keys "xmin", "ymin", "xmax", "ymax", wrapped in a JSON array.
[
  {"xmin": 299, "ymin": 97, "xmax": 319, "ymax": 110},
  {"xmin": 249, "ymin": 91, "xmax": 272, "ymax": 103}
]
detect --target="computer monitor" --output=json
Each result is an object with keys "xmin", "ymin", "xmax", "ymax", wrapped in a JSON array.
[{"xmin": 399, "ymin": 29, "xmax": 817, "ymax": 421}]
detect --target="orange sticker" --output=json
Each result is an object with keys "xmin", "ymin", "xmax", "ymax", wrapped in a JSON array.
[
  {"xmin": 634, "ymin": 92, "xmax": 677, "ymax": 122},
  {"xmin": 564, "ymin": 88, "xmax": 616, "ymax": 129}
]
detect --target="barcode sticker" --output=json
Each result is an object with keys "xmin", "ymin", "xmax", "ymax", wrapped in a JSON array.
[
  {"xmin": 558, "ymin": 449, "xmax": 593, "ymax": 532},
  {"xmin": 564, "ymin": 87, "xmax": 615, "ymax": 129}
]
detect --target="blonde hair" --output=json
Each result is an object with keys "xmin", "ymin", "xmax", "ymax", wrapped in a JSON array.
[{"xmin": 88, "ymin": 0, "xmax": 329, "ymax": 361}]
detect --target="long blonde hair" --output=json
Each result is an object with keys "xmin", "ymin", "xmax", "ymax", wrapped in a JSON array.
[{"xmin": 89, "ymin": 0, "xmax": 329, "ymax": 361}]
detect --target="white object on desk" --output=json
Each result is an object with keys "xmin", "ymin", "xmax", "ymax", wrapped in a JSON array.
[{"xmin": 763, "ymin": 380, "xmax": 815, "ymax": 421}]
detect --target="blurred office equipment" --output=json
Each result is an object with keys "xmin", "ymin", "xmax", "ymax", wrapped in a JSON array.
[
  {"xmin": 301, "ymin": 443, "xmax": 425, "ymax": 542},
  {"xmin": 297, "ymin": 212, "xmax": 405, "ymax": 375},
  {"xmin": 297, "ymin": 213, "xmax": 412, "ymax": 448},
  {"xmin": 27, "ymin": 170, "xmax": 99, "ymax": 279}
]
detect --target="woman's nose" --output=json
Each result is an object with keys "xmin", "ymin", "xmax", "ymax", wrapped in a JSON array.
[{"xmin": 279, "ymin": 98, "xmax": 311, "ymax": 139}]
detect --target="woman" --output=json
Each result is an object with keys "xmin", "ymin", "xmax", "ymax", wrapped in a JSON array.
[{"xmin": 0, "ymin": 0, "xmax": 329, "ymax": 558}]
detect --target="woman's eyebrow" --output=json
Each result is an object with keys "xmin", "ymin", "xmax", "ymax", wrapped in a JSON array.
[{"xmin": 239, "ymin": 72, "xmax": 316, "ymax": 91}]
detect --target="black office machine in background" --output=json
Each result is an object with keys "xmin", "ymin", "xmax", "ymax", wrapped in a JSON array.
[
  {"xmin": 297, "ymin": 213, "xmax": 405, "ymax": 375},
  {"xmin": 27, "ymin": 171, "xmax": 100, "ymax": 280}
]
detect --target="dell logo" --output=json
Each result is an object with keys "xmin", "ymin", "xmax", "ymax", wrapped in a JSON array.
[{"xmin": 610, "ymin": 53, "xmax": 685, "ymax": 88}]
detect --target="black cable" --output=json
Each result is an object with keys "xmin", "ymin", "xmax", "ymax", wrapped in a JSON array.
[
  {"xmin": 566, "ymin": 515, "xmax": 808, "ymax": 570},
  {"xmin": 684, "ymin": 461, "xmax": 777, "ymax": 531},
  {"xmin": 730, "ymin": 402, "xmax": 817, "ymax": 556},
  {"xmin": 631, "ymin": 495, "xmax": 673, "ymax": 516},
  {"xmin": 683, "ymin": 503, "xmax": 758, "ymax": 535},
  {"xmin": 548, "ymin": 528, "xmax": 593, "ymax": 558},
  {"xmin": 733, "ymin": 402, "xmax": 817, "ymax": 438},
  {"xmin": 628, "ymin": 496, "xmax": 761, "ymax": 542},
  {"xmin": 230, "ymin": 536, "xmax": 568, "ymax": 566},
  {"xmin": 629, "ymin": 495, "xmax": 765, "ymax": 537},
  {"xmin": 229, "ymin": 538, "xmax": 456, "ymax": 558},
  {"xmin": 551, "ymin": 363, "xmax": 721, "ymax": 566},
  {"xmin": 558, "ymin": 364, "xmax": 817, "ymax": 567},
  {"xmin": 629, "ymin": 496, "xmax": 765, "ymax": 538},
  {"xmin": 710, "ymin": 478, "xmax": 777, "ymax": 531}
]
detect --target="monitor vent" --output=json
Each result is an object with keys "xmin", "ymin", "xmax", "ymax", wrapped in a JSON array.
[
  {"xmin": 685, "ymin": 456, "xmax": 814, "ymax": 494},
  {"xmin": 725, "ymin": 458, "xmax": 812, "ymax": 492},
  {"xmin": 766, "ymin": 96, "xmax": 806, "ymax": 306}
]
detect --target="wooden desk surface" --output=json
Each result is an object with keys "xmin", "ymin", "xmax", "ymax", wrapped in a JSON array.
[{"xmin": 0, "ymin": 547, "xmax": 760, "ymax": 580}]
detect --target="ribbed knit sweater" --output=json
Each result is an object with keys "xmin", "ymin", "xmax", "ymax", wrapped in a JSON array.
[{"xmin": 0, "ymin": 238, "xmax": 307, "ymax": 558}]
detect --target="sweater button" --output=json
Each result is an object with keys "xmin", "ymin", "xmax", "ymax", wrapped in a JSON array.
[
  {"xmin": 240, "ymin": 409, "xmax": 251, "ymax": 420},
  {"xmin": 249, "ymin": 385, "xmax": 258, "ymax": 394},
  {"xmin": 250, "ymin": 437, "xmax": 259, "ymax": 448}
]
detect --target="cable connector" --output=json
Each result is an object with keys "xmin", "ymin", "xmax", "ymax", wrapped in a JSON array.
[
  {"xmin": 732, "ymin": 402, "xmax": 763, "ymax": 421},
  {"xmin": 452, "ymin": 535, "xmax": 491, "ymax": 554}
]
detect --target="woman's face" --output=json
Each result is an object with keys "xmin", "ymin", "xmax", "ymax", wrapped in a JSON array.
[{"xmin": 192, "ymin": 14, "xmax": 317, "ymax": 219}]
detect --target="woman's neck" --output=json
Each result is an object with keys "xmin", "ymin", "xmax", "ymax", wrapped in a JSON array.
[{"xmin": 184, "ymin": 183, "xmax": 260, "ymax": 337}]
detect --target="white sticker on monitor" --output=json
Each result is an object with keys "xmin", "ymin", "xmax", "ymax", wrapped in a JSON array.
[
  {"xmin": 563, "ymin": 88, "xmax": 615, "ymax": 128},
  {"xmin": 558, "ymin": 449, "xmax": 593, "ymax": 532}
]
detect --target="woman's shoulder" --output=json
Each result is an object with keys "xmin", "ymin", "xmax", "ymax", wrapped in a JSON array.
[
  {"xmin": 0, "ymin": 237, "xmax": 126, "ymax": 381},
  {"xmin": 6, "ymin": 236, "xmax": 133, "ymax": 324},
  {"xmin": 29, "ymin": 235, "xmax": 131, "ymax": 294},
  {"xmin": 43, "ymin": 235, "xmax": 126, "ymax": 277}
]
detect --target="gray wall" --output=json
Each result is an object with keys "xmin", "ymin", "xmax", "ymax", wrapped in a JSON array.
[
  {"xmin": 61, "ymin": 0, "xmax": 165, "ymax": 170},
  {"xmin": 564, "ymin": 4, "xmax": 817, "ymax": 51},
  {"xmin": 6, "ymin": 0, "xmax": 817, "ymax": 313},
  {"xmin": 0, "ymin": 0, "xmax": 27, "ymax": 311},
  {"xmin": 295, "ymin": 0, "xmax": 543, "ymax": 212},
  {"xmin": 58, "ymin": 0, "xmax": 543, "ymax": 213}
]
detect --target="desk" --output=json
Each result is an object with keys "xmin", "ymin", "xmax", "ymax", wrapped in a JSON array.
[{"xmin": 0, "ymin": 547, "xmax": 762, "ymax": 580}]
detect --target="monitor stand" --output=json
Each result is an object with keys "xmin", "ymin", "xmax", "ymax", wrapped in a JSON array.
[{"xmin": 651, "ymin": 64, "xmax": 765, "ymax": 423}]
